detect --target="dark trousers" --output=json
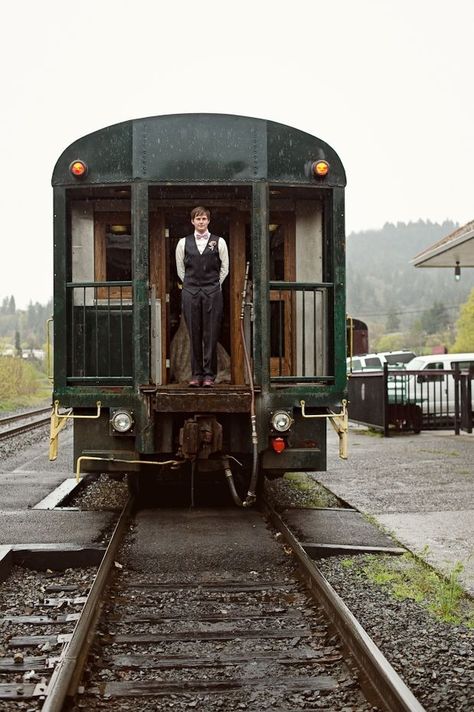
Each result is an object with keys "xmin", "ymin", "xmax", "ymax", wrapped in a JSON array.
[{"xmin": 182, "ymin": 287, "xmax": 223, "ymax": 379}]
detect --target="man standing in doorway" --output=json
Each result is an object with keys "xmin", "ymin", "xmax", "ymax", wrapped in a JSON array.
[{"xmin": 175, "ymin": 207, "xmax": 229, "ymax": 387}]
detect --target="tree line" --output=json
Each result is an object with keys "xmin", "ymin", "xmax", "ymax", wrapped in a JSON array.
[
  {"xmin": 0, "ymin": 296, "xmax": 53, "ymax": 353},
  {"xmin": 347, "ymin": 220, "xmax": 474, "ymax": 353}
]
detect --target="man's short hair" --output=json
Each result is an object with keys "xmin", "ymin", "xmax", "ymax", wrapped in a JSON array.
[{"xmin": 191, "ymin": 206, "xmax": 210, "ymax": 220}]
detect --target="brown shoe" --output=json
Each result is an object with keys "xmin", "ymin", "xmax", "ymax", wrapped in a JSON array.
[
  {"xmin": 189, "ymin": 378, "xmax": 202, "ymax": 387},
  {"xmin": 202, "ymin": 377, "xmax": 214, "ymax": 387}
]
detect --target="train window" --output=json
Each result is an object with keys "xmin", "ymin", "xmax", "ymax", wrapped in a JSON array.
[
  {"xmin": 94, "ymin": 212, "xmax": 133, "ymax": 299},
  {"xmin": 269, "ymin": 224, "xmax": 286, "ymax": 280},
  {"xmin": 268, "ymin": 215, "xmax": 294, "ymax": 376},
  {"xmin": 105, "ymin": 224, "xmax": 132, "ymax": 281},
  {"xmin": 270, "ymin": 300, "xmax": 286, "ymax": 359},
  {"xmin": 69, "ymin": 193, "xmax": 132, "ymax": 303},
  {"xmin": 268, "ymin": 188, "xmax": 328, "ymax": 381}
]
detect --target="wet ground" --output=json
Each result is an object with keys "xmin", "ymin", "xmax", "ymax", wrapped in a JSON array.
[{"xmin": 318, "ymin": 423, "xmax": 474, "ymax": 594}]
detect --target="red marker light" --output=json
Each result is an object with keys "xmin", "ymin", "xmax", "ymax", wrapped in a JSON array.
[
  {"xmin": 69, "ymin": 160, "xmax": 88, "ymax": 178},
  {"xmin": 312, "ymin": 160, "xmax": 329, "ymax": 178},
  {"xmin": 271, "ymin": 437, "xmax": 286, "ymax": 454}
]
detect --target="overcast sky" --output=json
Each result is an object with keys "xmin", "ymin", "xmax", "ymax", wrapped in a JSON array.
[{"xmin": 1, "ymin": 0, "xmax": 473, "ymax": 309}]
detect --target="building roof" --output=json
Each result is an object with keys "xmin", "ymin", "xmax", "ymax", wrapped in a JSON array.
[{"xmin": 411, "ymin": 220, "xmax": 474, "ymax": 267}]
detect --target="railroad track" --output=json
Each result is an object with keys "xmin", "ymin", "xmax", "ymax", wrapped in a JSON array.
[
  {"xmin": 0, "ymin": 494, "xmax": 426, "ymax": 711},
  {"xmin": 0, "ymin": 407, "xmax": 51, "ymax": 441}
]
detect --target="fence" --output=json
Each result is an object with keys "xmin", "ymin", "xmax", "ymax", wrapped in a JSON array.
[
  {"xmin": 348, "ymin": 364, "xmax": 473, "ymax": 436},
  {"xmin": 66, "ymin": 282, "xmax": 133, "ymax": 384},
  {"xmin": 269, "ymin": 281, "xmax": 333, "ymax": 384}
]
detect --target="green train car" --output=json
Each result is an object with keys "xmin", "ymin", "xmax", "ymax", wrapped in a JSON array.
[{"xmin": 50, "ymin": 113, "xmax": 348, "ymax": 504}]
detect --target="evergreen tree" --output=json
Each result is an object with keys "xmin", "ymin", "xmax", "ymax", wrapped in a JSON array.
[
  {"xmin": 386, "ymin": 309, "xmax": 400, "ymax": 332},
  {"xmin": 15, "ymin": 330, "xmax": 22, "ymax": 357},
  {"xmin": 420, "ymin": 301, "xmax": 450, "ymax": 334}
]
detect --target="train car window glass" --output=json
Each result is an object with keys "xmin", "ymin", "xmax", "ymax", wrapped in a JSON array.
[
  {"xmin": 268, "ymin": 190, "xmax": 329, "ymax": 381},
  {"xmin": 105, "ymin": 225, "xmax": 132, "ymax": 281},
  {"xmin": 270, "ymin": 300, "xmax": 286, "ymax": 359},
  {"xmin": 268, "ymin": 214, "xmax": 295, "ymax": 377},
  {"xmin": 269, "ymin": 224, "xmax": 285, "ymax": 280},
  {"xmin": 93, "ymin": 211, "xmax": 133, "ymax": 300}
]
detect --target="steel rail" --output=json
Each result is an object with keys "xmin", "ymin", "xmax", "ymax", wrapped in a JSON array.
[
  {"xmin": 0, "ymin": 406, "xmax": 51, "ymax": 427},
  {"xmin": 41, "ymin": 496, "xmax": 134, "ymax": 712},
  {"xmin": 0, "ymin": 410, "xmax": 52, "ymax": 441},
  {"xmin": 262, "ymin": 499, "xmax": 426, "ymax": 712}
]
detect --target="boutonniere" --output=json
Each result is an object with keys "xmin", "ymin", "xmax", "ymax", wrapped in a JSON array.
[{"xmin": 208, "ymin": 240, "xmax": 217, "ymax": 252}]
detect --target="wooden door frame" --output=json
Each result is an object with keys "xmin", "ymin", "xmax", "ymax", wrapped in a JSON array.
[
  {"xmin": 269, "ymin": 212, "xmax": 296, "ymax": 377},
  {"xmin": 229, "ymin": 210, "xmax": 248, "ymax": 384},
  {"xmin": 149, "ymin": 211, "xmax": 167, "ymax": 385}
]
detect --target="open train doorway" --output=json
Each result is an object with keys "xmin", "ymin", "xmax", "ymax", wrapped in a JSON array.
[{"xmin": 148, "ymin": 186, "xmax": 252, "ymax": 386}]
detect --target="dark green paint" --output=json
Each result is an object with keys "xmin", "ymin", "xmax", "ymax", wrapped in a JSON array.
[
  {"xmin": 52, "ymin": 114, "xmax": 346, "ymax": 188},
  {"xmin": 52, "ymin": 113, "xmax": 347, "ymax": 473}
]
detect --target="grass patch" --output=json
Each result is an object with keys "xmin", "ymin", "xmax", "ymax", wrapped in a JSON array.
[
  {"xmin": 282, "ymin": 473, "xmax": 342, "ymax": 508},
  {"xmin": 0, "ymin": 357, "xmax": 51, "ymax": 412},
  {"xmin": 354, "ymin": 428, "xmax": 384, "ymax": 438},
  {"xmin": 356, "ymin": 552, "xmax": 473, "ymax": 626}
]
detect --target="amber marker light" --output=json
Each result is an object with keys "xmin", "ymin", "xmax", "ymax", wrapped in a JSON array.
[
  {"xmin": 312, "ymin": 159, "xmax": 329, "ymax": 178},
  {"xmin": 69, "ymin": 160, "xmax": 88, "ymax": 178}
]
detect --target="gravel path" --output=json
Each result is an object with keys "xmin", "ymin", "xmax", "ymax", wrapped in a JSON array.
[{"xmin": 265, "ymin": 472, "xmax": 474, "ymax": 712}]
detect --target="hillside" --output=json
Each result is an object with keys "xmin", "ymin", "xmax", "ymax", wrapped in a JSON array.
[{"xmin": 346, "ymin": 220, "xmax": 474, "ymax": 332}]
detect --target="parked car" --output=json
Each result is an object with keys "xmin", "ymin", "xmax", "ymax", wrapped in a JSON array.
[
  {"xmin": 347, "ymin": 351, "xmax": 416, "ymax": 373},
  {"xmin": 404, "ymin": 353, "xmax": 474, "ymax": 374},
  {"xmin": 400, "ymin": 353, "xmax": 474, "ymax": 418}
]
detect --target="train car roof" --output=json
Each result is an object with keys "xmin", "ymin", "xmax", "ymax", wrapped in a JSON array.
[{"xmin": 52, "ymin": 113, "xmax": 346, "ymax": 188}]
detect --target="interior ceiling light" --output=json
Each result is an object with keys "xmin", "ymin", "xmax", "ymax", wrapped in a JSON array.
[{"xmin": 110, "ymin": 225, "xmax": 130, "ymax": 234}]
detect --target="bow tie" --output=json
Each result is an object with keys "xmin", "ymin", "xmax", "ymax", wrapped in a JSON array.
[{"xmin": 196, "ymin": 235, "xmax": 208, "ymax": 240}]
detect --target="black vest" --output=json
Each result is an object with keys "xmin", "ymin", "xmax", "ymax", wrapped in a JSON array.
[{"xmin": 183, "ymin": 234, "xmax": 222, "ymax": 295}]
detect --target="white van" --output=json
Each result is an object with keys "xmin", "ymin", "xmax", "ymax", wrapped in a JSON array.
[
  {"xmin": 347, "ymin": 351, "xmax": 416, "ymax": 373},
  {"xmin": 405, "ymin": 353, "xmax": 474, "ymax": 373},
  {"xmin": 403, "ymin": 353, "xmax": 474, "ymax": 417}
]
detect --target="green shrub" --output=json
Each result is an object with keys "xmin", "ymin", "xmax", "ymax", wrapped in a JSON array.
[{"xmin": 0, "ymin": 356, "xmax": 49, "ymax": 409}]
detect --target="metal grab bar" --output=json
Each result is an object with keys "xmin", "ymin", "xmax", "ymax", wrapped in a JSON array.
[
  {"xmin": 300, "ymin": 399, "xmax": 348, "ymax": 460},
  {"xmin": 49, "ymin": 401, "xmax": 101, "ymax": 462}
]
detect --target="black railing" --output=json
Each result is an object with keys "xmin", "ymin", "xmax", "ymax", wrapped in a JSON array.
[
  {"xmin": 66, "ymin": 282, "xmax": 133, "ymax": 384},
  {"xmin": 269, "ymin": 281, "xmax": 334, "ymax": 384},
  {"xmin": 459, "ymin": 367, "xmax": 473, "ymax": 434},
  {"xmin": 348, "ymin": 364, "xmax": 473, "ymax": 435}
]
